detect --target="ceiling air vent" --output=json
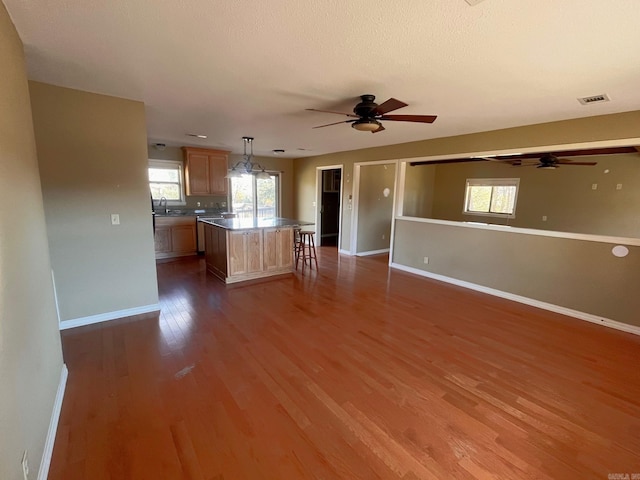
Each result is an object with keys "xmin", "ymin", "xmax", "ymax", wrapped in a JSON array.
[{"xmin": 578, "ymin": 94, "xmax": 610, "ymax": 105}]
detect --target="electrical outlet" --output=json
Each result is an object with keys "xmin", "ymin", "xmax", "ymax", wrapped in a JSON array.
[
  {"xmin": 382, "ymin": 234, "xmax": 385, "ymax": 240},
  {"xmin": 616, "ymin": 184, "xmax": 623, "ymax": 190},
  {"xmin": 22, "ymin": 450, "xmax": 29, "ymax": 480},
  {"xmin": 423, "ymin": 256, "xmax": 429, "ymax": 264},
  {"xmin": 111, "ymin": 213, "xmax": 120, "ymax": 225},
  {"xmin": 542, "ymin": 215, "xmax": 547, "ymax": 221},
  {"xmin": 591, "ymin": 183, "xmax": 597, "ymax": 190}
]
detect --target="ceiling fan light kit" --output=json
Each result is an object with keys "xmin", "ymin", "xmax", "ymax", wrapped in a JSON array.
[
  {"xmin": 352, "ymin": 119, "xmax": 382, "ymax": 132},
  {"xmin": 226, "ymin": 137, "xmax": 270, "ymax": 179},
  {"xmin": 308, "ymin": 94, "xmax": 437, "ymax": 133}
]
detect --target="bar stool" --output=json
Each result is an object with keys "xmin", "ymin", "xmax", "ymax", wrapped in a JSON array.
[
  {"xmin": 296, "ymin": 230, "xmax": 318, "ymax": 273},
  {"xmin": 293, "ymin": 228, "xmax": 303, "ymax": 265}
]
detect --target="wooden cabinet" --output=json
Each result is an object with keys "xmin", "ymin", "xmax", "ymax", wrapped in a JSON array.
[
  {"xmin": 228, "ymin": 230, "xmax": 262, "ymax": 277},
  {"xmin": 263, "ymin": 228, "xmax": 293, "ymax": 271},
  {"xmin": 182, "ymin": 147, "xmax": 229, "ymax": 196},
  {"xmin": 155, "ymin": 216, "xmax": 197, "ymax": 259}
]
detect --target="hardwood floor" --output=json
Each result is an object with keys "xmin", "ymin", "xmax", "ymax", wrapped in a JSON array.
[{"xmin": 49, "ymin": 248, "xmax": 640, "ymax": 479}]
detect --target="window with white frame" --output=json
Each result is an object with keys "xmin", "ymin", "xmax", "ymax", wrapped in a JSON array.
[
  {"xmin": 148, "ymin": 159, "xmax": 185, "ymax": 205},
  {"xmin": 464, "ymin": 178, "xmax": 519, "ymax": 218}
]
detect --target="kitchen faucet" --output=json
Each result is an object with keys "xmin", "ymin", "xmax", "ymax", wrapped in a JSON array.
[{"xmin": 158, "ymin": 196, "xmax": 168, "ymax": 214}]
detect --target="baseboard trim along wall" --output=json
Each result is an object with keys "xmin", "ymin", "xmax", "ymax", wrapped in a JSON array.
[
  {"xmin": 59, "ymin": 303, "xmax": 161, "ymax": 331},
  {"xmin": 390, "ymin": 263, "xmax": 640, "ymax": 337},
  {"xmin": 338, "ymin": 249, "xmax": 353, "ymax": 256},
  {"xmin": 356, "ymin": 248, "xmax": 390, "ymax": 257},
  {"xmin": 38, "ymin": 364, "xmax": 68, "ymax": 480}
]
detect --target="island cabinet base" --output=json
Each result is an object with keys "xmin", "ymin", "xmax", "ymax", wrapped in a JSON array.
[{"xmin": 203, "ymin": 223, "xmax": 294, "ymax": 284}]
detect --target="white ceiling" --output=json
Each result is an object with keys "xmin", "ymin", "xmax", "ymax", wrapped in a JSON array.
[{"xmin": 5, "ymin": 0, "xmax": 640, "ymax": 157}]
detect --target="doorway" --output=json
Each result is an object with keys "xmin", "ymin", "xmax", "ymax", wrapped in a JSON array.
[{"xmin": 315, "ymin": 166, "xmax": 342, "ymax": 247}]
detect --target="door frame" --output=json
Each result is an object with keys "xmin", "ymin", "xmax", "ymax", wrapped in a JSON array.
[{"xmin": 315, "ymin": 165, "xmax": 343, "ymax": 248}]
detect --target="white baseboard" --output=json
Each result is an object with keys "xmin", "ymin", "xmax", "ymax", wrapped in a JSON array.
[
  {"xmin": 356, "ymin": 248, "xmax": 390, "ymax": 257},
  {"xmin": 38, "ymin": 364, "xmax": 68, "ymax": 480},
  {"xmin": 390, "ymin": 263, "xmax": 640, "ymax": 336},
  {"xmin": 338, "ymin": 249, "xmax": 353, "ymax": 256},
  {"xmin": 59, "ymin": 303, "xmax": 160, "ymax": 331}
]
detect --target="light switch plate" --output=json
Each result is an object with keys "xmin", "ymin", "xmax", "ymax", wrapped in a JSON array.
[{"xmin": 111, "ymin": 214, "xmax": 120, "ymax": 225}]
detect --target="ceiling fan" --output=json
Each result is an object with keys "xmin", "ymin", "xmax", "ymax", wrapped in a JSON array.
[
  {"xmin": 307, "ymin": 94, "xmax": 437, "ymax": 133},
  {"xmin": 409, "ymin": 146, "xmax": 639, "ymax": 168},
  {"xmin": 512, "ymin": 153, "xmax": 597, "ymax": 169}
]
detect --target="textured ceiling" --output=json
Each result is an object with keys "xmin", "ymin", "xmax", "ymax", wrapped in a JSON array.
[{"xmin": 5, "ymin": 0, "xmax": 640, "ymax": 157}]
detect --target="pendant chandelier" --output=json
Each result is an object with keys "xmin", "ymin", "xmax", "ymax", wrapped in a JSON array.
[{"xmin": 226, "ymin": 137, "xmax": 270, "ymax": 179}]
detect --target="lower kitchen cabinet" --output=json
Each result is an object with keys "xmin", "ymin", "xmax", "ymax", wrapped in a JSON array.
[{"xmin": 155, "ymin": 216, "xmax": 197, "ymax": 259}]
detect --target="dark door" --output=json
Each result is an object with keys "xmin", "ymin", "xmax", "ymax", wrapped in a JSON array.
[{"xmin": 320, "ymin": 169, "xmax": 341, "ymax": 247}]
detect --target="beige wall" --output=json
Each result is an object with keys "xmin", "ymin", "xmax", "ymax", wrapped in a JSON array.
[
  {"xmin": 393, "ymin": 219, "xmax": 640, "ymax": 326},
  {"xmin": 425, "ymin": 153, "xmax": 639, "ymax": 238},
  {"xmin": 0, "ymin": 4, "xmax": 64, "ymax": 480},
  {"xmin": 148, "ymin": 144, "xmax": 295, "ymax": 217},
  {"xmin": 294, "ymin": 110, "xmax": 640, "ymax": 252},
  {"xmin": 30, "ymin": 82, "xmax": 159, "ymax": 321},
  {"xmin": 403, "ymin": 163, "xmax": 435, "ymax": 218},
  {"xmin": 356, "ymin": 163, "xmax": 396, "ymax": 253}
]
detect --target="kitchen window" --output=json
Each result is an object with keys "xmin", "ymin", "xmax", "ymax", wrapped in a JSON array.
[
  {"xmin": 148, "ymin": 159, "xmax": 185, "ymax": 205},
  {"xmin": 464, "ymin": 178, "xmax": 519, "ymax": 218},
  {"xmin": 230, "ymin": 173, "xmax": 280, "ymax": 220}
]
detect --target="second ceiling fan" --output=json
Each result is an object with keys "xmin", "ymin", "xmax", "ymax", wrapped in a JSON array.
[{"xmin": 307, "ymin": 94, "xmax": 437, "ymax": 133}]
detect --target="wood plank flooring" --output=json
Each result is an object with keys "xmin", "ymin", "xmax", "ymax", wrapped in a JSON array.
[{"xmin": 49, "ymin": 248, "xmax": 640, "ymax": 479}]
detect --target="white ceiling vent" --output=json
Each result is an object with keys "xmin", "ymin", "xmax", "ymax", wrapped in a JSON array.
[{"xmin": 578, "ymin": 94, "xmax": 610, "ymax": 105}]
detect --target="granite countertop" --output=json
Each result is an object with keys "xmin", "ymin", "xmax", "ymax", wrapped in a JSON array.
[{"xmin": 199, "ymin": 217, "xmax": 313, "ymax": 230}]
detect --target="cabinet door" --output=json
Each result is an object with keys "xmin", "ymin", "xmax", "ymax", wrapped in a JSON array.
[
  {"xmin": 228, "ymin": 231, "xmax": 248, "ymax": 276},
  {"xmin": 185, "ymin": 153, "xmax": 210, "ymax": 195},
  {"xmin": 154, "ymin": 227, "xmax": 172, "ymax": 254},
  {"xmin": 171, "ymin": 225, "xmax": 197, "ymax": 254},
  {"xmin": 263, "ymin": 228, "xmax": 278, "ymax": 271},
  {"xmin": 208, "ymin": 153, "xmax": 229, "ymax": 196},
  {"xmin": 277, "ymin": 228, "xmax": 294, "ymax": 269},
  {"xmin": 263, "ymin": 228, "xmax": 293, "ymax": 271},
  {"xmin": 246, "ymin": 230, "xmax": 263, "ymax": 273}
]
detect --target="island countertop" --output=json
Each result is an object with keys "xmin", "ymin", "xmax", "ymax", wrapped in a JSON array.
[{"xmin": 198, "ymin": 217, "xmax": 311, "ymax": 230}]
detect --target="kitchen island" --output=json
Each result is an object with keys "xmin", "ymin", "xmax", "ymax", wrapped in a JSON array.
[{"xmin": 199, "ymin": 217, "xmax": 309, "ymax": 284}]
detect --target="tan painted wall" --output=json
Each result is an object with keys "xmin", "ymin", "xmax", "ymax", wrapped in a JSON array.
[
  {"xmin": 30, "ymin": 82, "xmax": 159, "ymax": 321},
  {"xmin": 294, "ymin": 110, "xmax": 640, "ymax": 252},
  {"xmin": 148, "ymin": 144, "xmax": 294, "ymax": 217},
  {"xmin": 0, "ymin": 5, "xmax": 64, "ymax": 480},
  {"xmin": 393, "ymin": 219, "xmax": 640, "ymax": 326},
  {"xmin": 403, "ymin": 163, "xmax": 435, "ymax": 218},
  {"xmin": 356, "ymin": 163, "xmax": 396, "ymax": 253},
  {"xmin": 425, "ymin": 153, "xmax": 640, "ymax": 238}
]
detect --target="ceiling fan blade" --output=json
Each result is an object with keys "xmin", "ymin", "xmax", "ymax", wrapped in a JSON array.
[
  {"xmin": 374, "ymin": 98, "xmax": 408, "ymax": 115},
  {"xmin": 306, "ymin": 108, "xmax": 359, "ymax": 118},
  {"xmin": 312, "ymin": 120, "xmax": 355, "ymax": 129},
  {"xmin": 556, "ymin": 161, "xmax": 598, "ymax": 166},
  {"xmin": 380, "ymin": 114, "xmax": 438, "ymax": 124},
  {"xmin": 372, "ymin": 124, "xmax": 385, "ymax": 133}
]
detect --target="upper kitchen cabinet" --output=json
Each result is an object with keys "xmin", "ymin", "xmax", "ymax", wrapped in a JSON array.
[{"xmin": 182, "ymin": 147, "xmax": 230, "ymax": 196}]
